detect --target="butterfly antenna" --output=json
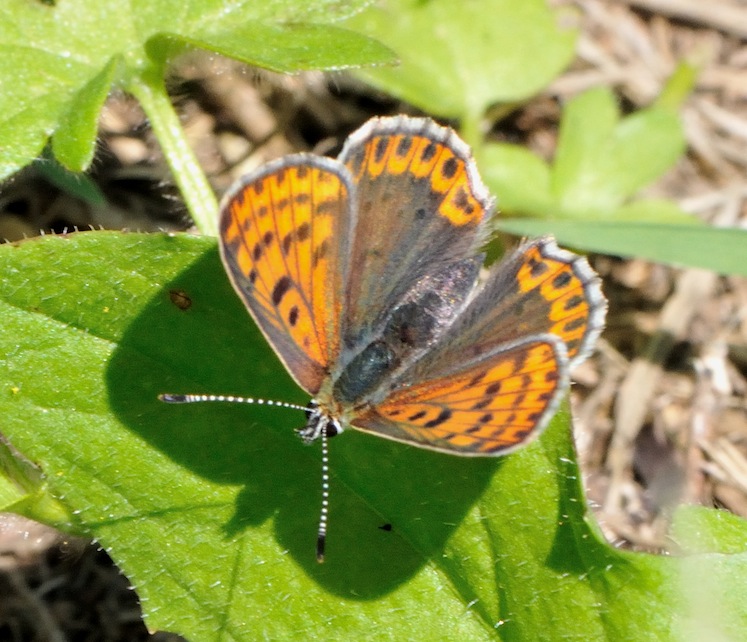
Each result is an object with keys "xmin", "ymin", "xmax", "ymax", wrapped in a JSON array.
[
  {"xmin": 160, "ymin": 392, "xmax": 331, "ymax": 563},
  {"xmin": 316, "ymin": 427, "xmax": 330, "ymax": 563},
  {"xmin": 158, "ymin": 393, "xmax": 309, "ymax": 414}
]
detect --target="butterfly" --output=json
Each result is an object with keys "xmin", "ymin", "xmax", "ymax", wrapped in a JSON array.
[{"xmin": 161, "ymin": 115, "xmax": 607, "ymax": 561}]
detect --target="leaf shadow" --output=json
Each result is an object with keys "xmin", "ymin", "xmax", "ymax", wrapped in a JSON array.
[{"xmin": 106, "ymin": 243, "xmax": 500, "ymax": 598}]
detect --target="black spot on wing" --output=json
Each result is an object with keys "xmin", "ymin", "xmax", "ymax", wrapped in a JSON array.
[
  {"xmin": 271, "ymin": 276, "xmax": 292, "ymax": 306},
  {"xmin": 441, "ymin": 157, "xmax": 458, "ymax": 179},
  {"xmin": 396, "ymin": 136, "xmax": 413, "ymax": 156},
  {"xmin": 424, "ymin": 408, "xmax": 452, "ymax": 429},
  {"xmin": 552, "ymin": 271, "xmax": 572, "ymax": 289},
  {"xmin": 421, "ymin": 141, "xmax": 438, "ymax": 162}
]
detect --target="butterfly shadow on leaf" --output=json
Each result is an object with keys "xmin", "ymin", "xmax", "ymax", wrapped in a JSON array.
[{"xmin": 106, "ymin": 245, "xmax": 502, "ymax": 598}]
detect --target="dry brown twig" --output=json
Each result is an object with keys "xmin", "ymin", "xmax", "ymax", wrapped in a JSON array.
[{"xmin": 621, "ymin": 0, "xmax": 747, "ymax": 40}]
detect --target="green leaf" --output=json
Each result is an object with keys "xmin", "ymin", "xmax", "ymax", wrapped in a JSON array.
[
  {"xmin": 0, "ymin": 0, "xmax": 394, "ymax": 180},
  {"xmin": 479, "ymin": 142, "xmax": 556, "ymax": 217},
  {"xmin": 480, "ymin": 85, "xmax": 691, "ymax": 231},
  {"xmin": 655, "ymin": 62, "xmax": 698, "ymax": 112},
  {"xmin": 482, "ymin": 145, "xmax": 696, "ymax": 224},
  {"xmin": 2, "ymin": 232, "xmax": 747, "ymax": 639},
  {"xmin": 52, "ymin": 55, "xmax": 122, "ymax": 171},
  {"xmin": 35, "ymin": 154, "xmax": 107, "ymax": 206},
  {"xmin": 345, "ymin": 0, "xmax": 576, "ymax": 120},
  {"xmin": 0, "ymin": 436, "xmax": 32, "ymax": 511},
  {"xmin": 496, "ymin": 218, "xmax": 747, "ymax": 277},
  {"xmin": 481, "ymin": 144, "xmax": 695, "ymax": 224},
  {"xmin": 672, "ymin": 505, "xmax": 747, "ymax": 555},
  {"xmin": 478, "ymin": 83, "xmax": 699, "ymax": 271},
  {"xmin": 671, "ymin": 506, "xmax": 747, "ymax": 641},
  {"xmin": 174, "ymin": 22, "xmax": 397, "ymax": 73},
  {"xmin": 614, "ymin": 199, "xmax": 701, "ymax": 224},
  {"xmin": 0, "ymin": 432, "xmax": 73, "ymax": 524},
  {"xmin": 551, "ymin": 88, "xmax": 686, "ymax": 215}
]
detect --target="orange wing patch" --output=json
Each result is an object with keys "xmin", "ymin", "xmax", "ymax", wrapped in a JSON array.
[
  {"xmin": 515, "ymin": 244, "xmax": 594, "ymax": 363},
  {"xmin": 219, "ymin": 159, "xmax": 351, "ymax": 394},
  {"xmin": 346, "ymin": 132, "xmax": 483, "ymax": 228},
  {"xmin": 352, "ymin": 337, "xmax": 568, "ymax": 455}
]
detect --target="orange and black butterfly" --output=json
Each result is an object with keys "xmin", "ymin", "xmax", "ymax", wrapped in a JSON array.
[{"xmin": 162, "ymin": 116, "xmax": 606, "ymax": 560}]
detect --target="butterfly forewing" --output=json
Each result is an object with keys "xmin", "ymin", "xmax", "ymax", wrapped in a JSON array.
[
  {"xmin": 337, "ymin": 116, "xmax": 494, "ymax": 345},
  {"xmin": 219, "ymin": 156, "xmax": 355, "ymax": 394},
  {"xmin": 495, "ymin": 239, "xmax": 606, "ymax": 366},
  {"xmin": 343, "ymin": 237, "xmax": 605, "ymax": 454}
]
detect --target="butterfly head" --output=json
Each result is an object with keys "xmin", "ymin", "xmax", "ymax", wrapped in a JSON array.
[{"xmin": 298, "ymin": 400, "xmax": 343, "ymax": 444}]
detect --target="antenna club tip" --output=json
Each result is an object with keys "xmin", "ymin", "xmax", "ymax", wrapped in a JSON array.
[
  {"xmin": 159, "ymin": 393, "xmax": 187, "ymax": 403},
  {"xmin": 316, "ymin": 535, "xmax": 326, "ymax": 563}
]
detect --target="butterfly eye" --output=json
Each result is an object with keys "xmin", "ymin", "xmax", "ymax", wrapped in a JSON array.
[
  {"xmin": 325, "ymin": 419, "xmax": 343, "ymax": 438},
  {"xmin": 304, "ymin": 400, "xmax": 319, "ymax": 420}
]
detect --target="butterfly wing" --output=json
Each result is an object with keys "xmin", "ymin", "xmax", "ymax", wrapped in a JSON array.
[
  {"xmin": 338, "ymin": 116, "xmax": 494, "ymax": 345},
  {"xmin": 426, "ymin": 237, "xmax": 607, "ymax": 369},
  {"xmin": 346, "ymin": 238, "xmax": 606, "ymax": 455},
  {"xmin": 351, "ymin": 334, "xmax": 569, "ymax": 456},
  {"xmin": 219, "ymin": 156, "xmax": 355, "ymax": 395}
]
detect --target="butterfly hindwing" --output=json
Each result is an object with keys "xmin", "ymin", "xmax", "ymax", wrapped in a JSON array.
[
  {"xmin": 343, "ymin": 238, "xmax": 604, "ymax": 454},
  {"xmin": 398, "ymin": 238, "xmax": 606, "ymax": 383},
  {"xmin": 352, "ymin": 335, "xmax": 569, "ymax": 455}
]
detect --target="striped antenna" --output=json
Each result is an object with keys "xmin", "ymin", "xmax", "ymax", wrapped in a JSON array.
[
  {"xmin": 316, "ymin": 427, "xmax": 330, "ymax": 563},
  {"xmin": 158, "ymin": 393, "xmax": 309, "ymax": 414}
]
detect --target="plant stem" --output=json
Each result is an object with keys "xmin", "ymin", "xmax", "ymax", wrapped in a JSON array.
[{"xmin": 129, "ymin": 72, "xmax": 218, "ymax": 236}]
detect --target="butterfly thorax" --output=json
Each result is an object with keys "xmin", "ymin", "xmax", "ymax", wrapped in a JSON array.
[{"xmin": 333, "ymin": 258, "xmax": 482, "ymax": 401}]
